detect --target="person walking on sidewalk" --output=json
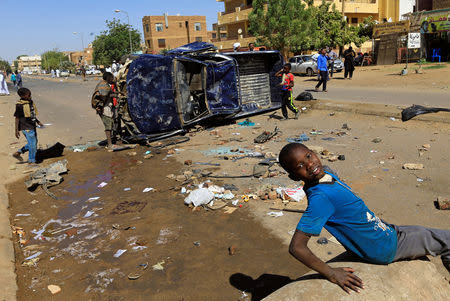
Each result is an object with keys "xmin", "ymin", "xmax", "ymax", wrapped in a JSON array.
[
  {"xmin": 15, "ymin": 71, "xmax": 22, "ymax": 88},
  {"xmin": 328, "ymin": 48, "xmax": 338, "ymax": 78},
  {"xmin": 0, "ymin": 71, "xmax": 9, "ymax": 95},
  {"xmin": 12, "ymin": 88, "xmax": 43, "ymax": 164},
  {"xmin": 275, "ymin": 63, "xmax": 299, "ymax": 120},
  {"xmin": 315, "ymin": 49, "xmax": 330, "ymax": 92},
  {"xmin": 344, "ymin": 46, "xmax": 356, "ymax": 79},
  {"xmin": 10, "ymin": 72, "xmax": 16, "ymax": 87}
]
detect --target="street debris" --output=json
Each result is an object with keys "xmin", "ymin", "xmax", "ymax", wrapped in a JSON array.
[
  {"xmin": 287, "ymin": 133, "xmax": 310, "ymax": 143},
  {"xmin": 372, "ymin": 137, "xmax": 382, "ymax": 143},
  {"xmin": 401, "ymin": 104, "xmax": 450, "ymax": 122},
  {"xmin": 254, "ymin": 127, "xmax": 280, "ymax": 143},
  {"xmin": 267, "ymin": 211, "xmax": 284, "ymax": 217},
  {"xmin": 152, "ymin": 260, "xmax": 165, "ymax": 271},
  {"xmin": 47, "ymin": 284, "xmax": 62, "ymax": 295},
  {"xmin": 113, "ymin": 249, "xmax": 127, "ymax": 258},
  {"xmin": 111, "ymin": 201, "xmax": 147, "ymax": 214},
  {"xmin": 403, "ymin": 163, "xmax": 424, "ymax": 170},
  {"xmin": 184, "ymin": 188, "xmax": 215, "ymax": 207},
  {"xmin": 97, "ymin": 182, "xmax": 108, "ymax": 188},
  {"xmin": 228, "ymin": 245, "xmax": 237, "ymax": 255},
  {"xmin": 436, "ymin": 196, "xmax": 450, "ymax": 210},
  {"xmin": 25, "ymin": 160, "xmax": 68, "ymax": 193},
  {"xmin": 142, "ymin": 187, "xmax": 154, "ymax": 193},
  {"xmin": 238, "ymin": 118, "xmax": 255, "ymax": 127}
]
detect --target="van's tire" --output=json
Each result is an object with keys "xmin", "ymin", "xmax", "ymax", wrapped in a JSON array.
[{"xmin": 306, "ymin": 68, "xmax": 313, "ymax": 77}]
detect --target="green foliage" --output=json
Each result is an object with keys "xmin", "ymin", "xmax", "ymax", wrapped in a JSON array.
[
  {"xmin": 92, "ymin": 19, "xmax": 141, "ymax": 66},
  {"xmin": 357, "ymin": 16, "xmax": 376, "ymax": 40},
  {"xmin": 249, "ymin": 0, "xmax": 315, "ymax": 58},
  {"xmin": 248, "ymin": 0, "xmax": 372, "ymax": 55},
  {"xmin": 0, "ymin": 59, "xmax": 12, "ymax": 73},
  {"xmin": 41, "ymin": 51, "xmax": 70, "ymax": 70},
  {"xmin": 60, "ymin": 61, "xmax": 76, "ymax": 72}
]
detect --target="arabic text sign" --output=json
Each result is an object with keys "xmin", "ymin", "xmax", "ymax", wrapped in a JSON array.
[{"xmin": 408, "ymin": 33, "xmax": 421, "ymax": 49}]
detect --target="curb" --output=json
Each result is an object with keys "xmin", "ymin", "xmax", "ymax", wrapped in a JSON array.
[{"xmin": 308, "ymin": 99, "xmax": 450, "ymax": 124}]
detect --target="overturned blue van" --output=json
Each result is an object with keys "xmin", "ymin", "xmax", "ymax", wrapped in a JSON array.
[{"xmin": 126, "ymin": 42, "xmax": 284, "ymax": 136}]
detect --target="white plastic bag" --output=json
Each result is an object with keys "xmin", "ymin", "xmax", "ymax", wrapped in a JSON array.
[
  {"xmin": 282, "ymin": 187, "xmax": 306, "ymax": 202},
  {"xmin": 184, "ymin": 188, "xmax": 215, "ymax": 207}
]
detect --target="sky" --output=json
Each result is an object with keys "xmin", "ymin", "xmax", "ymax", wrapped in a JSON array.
[{"xmin": 0, "ymin": 0, "xmax": 224, "ymax": 63}]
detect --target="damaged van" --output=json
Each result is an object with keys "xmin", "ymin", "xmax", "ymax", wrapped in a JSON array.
[{"xmin": 126, "ymin": 42, "xmax": 284, "ymax": 137}]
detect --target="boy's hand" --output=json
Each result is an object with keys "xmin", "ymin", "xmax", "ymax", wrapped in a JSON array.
[
  {"xmin": 37, "ymin": 121, "xmax": 43, "ymax": 127},
  {"xmin": 15, "ymin": 130, "xmax": 20, "ymax": 139},
  {"xmin": 327, "ymin": 267, "xmax": 363, "ymax": 294}
]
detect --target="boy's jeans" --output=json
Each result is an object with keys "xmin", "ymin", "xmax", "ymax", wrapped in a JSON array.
[{"xmin": 18, "ymin": 129, "xmax": 37, "ymax": 163}]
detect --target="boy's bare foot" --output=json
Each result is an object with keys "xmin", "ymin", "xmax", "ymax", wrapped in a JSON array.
[{"xmin": 12, "ymin": 152, "xmax": 23, "ymax": 162}]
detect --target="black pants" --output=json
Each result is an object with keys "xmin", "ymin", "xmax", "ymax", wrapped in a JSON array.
[
  {"xmin": 329, "ymin": 63, "xmax": 334, "ymax": 77},
  {"xmin": 315, "ymin": 71, "xmax": 328, "ymax": 91},
  {"xmin": 281, "ymin": 90, "xmax": 298, "ymax": 118},
  {"xmin": 344, "ymin": 66, "xmax": 353, "ymax": 78}
]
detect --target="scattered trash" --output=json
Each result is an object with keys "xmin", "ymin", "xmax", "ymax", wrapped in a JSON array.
[
  {"xmin": 152, "ymin": 260, "xmax": 165, "ymax": 271},
  {"xmin": 309, "ymin": 130, "xmax": 323, "ymax": 135},
  {"xmin": 193, "ymin": 241, "xmax": 201, "ymax": 246},
  {"xmin": 254, "ymin": 127, "xmax": 280, "ymax": 144},
  {"xmin": 84, "ymin": 211, "xmax": 95, "ymax": 218},
  {"xmin": 113, "ymin": 249, "xmax": 127, "ymax": 258},
  {"xmin": 321, "ymin": 137, "xmax": 336, "ymax": 141},
  {"xmin": 267, "ymin": 211, "xmax": 284, "ymax": 217},
  {"xmin": 231, "ymin": 200, "xmax": 239, "ymax": 206},
  {"xmin": 184, "ymin": 160, "xmax": 192, "ymax": 166},
  {"xmin": 342, "ymin": 123, "xmax": 351, "ymax": 130},
  {"xmin": 145, "ymin": 150, "xmax": 152, "ymax": 155},
  {"xmin": 390, "ymin": 117, "xmax": 396, "ymax": 121},
  {"xmin": 142, "ymin": 187, "xmax": 154, "ymax": 193},
  {"xmin": 417, "ymin": 178, "xmax": 424, "ymax": 182},
  {"xmin": 15, "ymin": 213, "xmax": 31, "ymax": 217},
  {"xmin": 124, "ymin": 187, "xmax": 131, "ymax": 191},
  {"xmin": 181, "ymin": 187, "xmax": 187, "ymax": 194},
  {"xmin": 25, "ymin": 160, "xmax": 68, "ymax": 193},
  {"xmin": 184, "ymin": 188, "xmax": 215, "ymax": 207},
  {"xmin": 403, "ymin": 163, "xmax": 424, "ymax": 170},
  {"xmin": 25, "ymin": 251, "xmax": 42, "ymax": 261},
  {"xmin": 22, "ymin": 257, "xmax": 39, "ymax": 267},
  {"xmin": 282, "ymin": 187, "xmax": 306, "ymax": 202},
  {"xmin": 317, "ymin": 237, "xmax": 328, "ymax": 245},
  {"xmin": 328, "ymin": 155, "xmax": 339, "ymax": 162},
  {"xmin": 88, "ymin": 197, "xmax": 100, "ymax": 201},
  {"xmin": 287, "ymin": 133, "xmax": 310, "ymax": 143},
  {"xmin": 338, "ymin": 155, "xmax": 346, "ymax": 161},
  {"xmin": 436, "ymin": 196, "xmax": 450, "ymax": 210},
  {"xmin": 207, "ymin": 199, "xmax": 228, "ymax": 210},
  {"xmin": 111, "ymin": 201, "xmax": 147, "ymax": 214},
  {"xmin": 65, "ymin": 228, "xmax": 77, "ymax": 237},
  {"xmin": 193, "ymin": 162, "xmax": 221, "ymax": 166},
  {"xmin": 372, "ymin": 137, "xmax": 382, "ymax": 143},
  {"xmin": 128, "ymin": 273, "xmax": 141, "ymax": 280},
  {"xmin": 401, "ymin": 104, "xmax": 450, "ymax": 122},
  {"xmin": 98, "ymin": 182, "xmax": 108, "ymax": 188},
  {"xmin": 370, "ymin": 150, "xmax": 378, "ymax": 153},
  {"xmin": 223, "ymin": 184, "xmax": 239, "ymax": 191},
  {"xmin": 223, "ymin": 206, "xmax": 237, "ymax": 214},
  {"xmin": 127, "ymin": 151, "xmax": 137, "ymax": 156},
  {"xmin": 228, "ymin": 245, "xmax": 237, "ymax": 255},
  {"xmin": 47, "ymin": 285, "xmax": 61, "ymax": 295},
  {"xmin": 238, "ymin": 118, "xmax": 255, "ymax": 127}
]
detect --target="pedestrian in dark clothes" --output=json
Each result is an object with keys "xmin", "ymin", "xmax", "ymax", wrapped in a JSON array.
[
  {"xmin": 344, "ymin": 46, "xmax": 356, "ymax": 79},
  {"xmin": 275, "ymin": 63, "xmax": 299, "ymax": 120}
]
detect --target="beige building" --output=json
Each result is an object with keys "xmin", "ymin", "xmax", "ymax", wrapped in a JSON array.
[
  {"xmin": 142, "ymin": 15, "xmax": 208, "ymax": 54},
  {"xmin": 215, "ymin": 0, "xmax": 402, "ymax": 52},
  {"xmin": 432, "ymin": 0, "xmax": 450, "ymax": 9},
  {"xmin": 65, "ymin": 44, "xmax": 94, "ymax": 66},
  {"xmin": 17, "ymin": 55, "xmax": 41, "ymax": 73}
]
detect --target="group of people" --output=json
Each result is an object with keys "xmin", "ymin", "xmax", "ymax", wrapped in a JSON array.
[{"xmin": 0, "ymin": 70, "xmax": 23, "ymax": 96}]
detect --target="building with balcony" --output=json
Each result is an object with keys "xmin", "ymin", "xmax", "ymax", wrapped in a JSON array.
[
  {"xmin": 17, "ymin": 55, "xmax": 41, "ymax": 73},
  {"xmin": 142, "ymin": 14, "xmax": 208, "ymax": 54},
  {"xmin": 214, "ymin": 0, "xmax": 402, "ymax": 52}
]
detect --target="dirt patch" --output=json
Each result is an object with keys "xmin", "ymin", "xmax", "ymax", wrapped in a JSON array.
[{"xmin": 8, "ymin": 149, "xmax": 307, "ymax": 301}]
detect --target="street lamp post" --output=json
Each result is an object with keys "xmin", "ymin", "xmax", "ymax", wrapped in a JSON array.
[
  {"xmin": 73, "ymin": 32, "xmax": 86, "ymax": 65},
  {"xmin": 115, "ymin": 9, "xmax": 133, "ymax": 54}
]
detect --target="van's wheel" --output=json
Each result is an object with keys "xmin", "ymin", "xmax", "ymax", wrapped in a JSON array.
[{"xmin": 306, "ymin": 68, "xmax": 313, "ymax": 77}]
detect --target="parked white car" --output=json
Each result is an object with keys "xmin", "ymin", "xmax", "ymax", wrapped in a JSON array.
[{"xmin": 289, "ymin": 55, "xmax": 344, "ymax": 76}]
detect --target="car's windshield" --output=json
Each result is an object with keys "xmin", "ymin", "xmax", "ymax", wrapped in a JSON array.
[{"xmin": 302, "ymin": 56, "xmax": 312, "ymax": 62}]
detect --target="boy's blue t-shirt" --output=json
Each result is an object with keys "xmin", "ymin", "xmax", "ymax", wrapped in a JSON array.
[
  {"xmin": 317, "ymin": 55, "xmax": 329, "ymax": 71},
  {"xmin": 297, "ymin": 171, "xmax": 398, "ymax": 264}
]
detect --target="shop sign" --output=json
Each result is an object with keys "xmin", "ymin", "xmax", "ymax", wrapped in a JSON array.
[
  {"xmin": 408, "ymin": 33, "xmax": 421, "ymax": 49},
  {"xmin": 420, "ymin": 10, "xmax": 450, "ymax": 33}
]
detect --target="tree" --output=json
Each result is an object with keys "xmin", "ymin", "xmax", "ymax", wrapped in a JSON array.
[
  {"xmin": 92, "ymin": 19, "xmax": 141, "ymax": 66},
  {"xmin": 0, "ymin": 59, "xmax": 12, "ymax": 73},
  {"xmin": 357, "ymin": 16, "xmax": 376, "ymax": 40},
  {"xmin": 248, "ymin": 0, "xmax": 316, "ymax": 58},
  {"xmin": 41, "ymin": 51, "xmax": 70, "ymax": 70}
]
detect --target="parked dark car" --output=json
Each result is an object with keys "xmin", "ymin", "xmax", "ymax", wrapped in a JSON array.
[{"xmin": 126, "ymin": 42, "xmax": 284, "ymax": 136}]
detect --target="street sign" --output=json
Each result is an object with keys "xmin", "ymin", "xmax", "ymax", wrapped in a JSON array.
[{"xmin": 408, "ymin": 33, "xmax": 421, "ymax": 49}]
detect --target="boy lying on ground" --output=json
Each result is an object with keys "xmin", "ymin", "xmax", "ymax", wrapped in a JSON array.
[{"xmin": 278, "ymin": 143, "xmax": 450, "ymax": 293}]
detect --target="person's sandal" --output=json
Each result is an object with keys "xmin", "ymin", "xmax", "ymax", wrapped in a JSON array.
[{"xmin": 12, "ymin": 152, "xmax": 23, "ymax": 162}]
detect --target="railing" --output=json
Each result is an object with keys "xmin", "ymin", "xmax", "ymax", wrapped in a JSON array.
[{"xmin": 222, "ymin": 5, "xmax": 252, "ymax": 16}]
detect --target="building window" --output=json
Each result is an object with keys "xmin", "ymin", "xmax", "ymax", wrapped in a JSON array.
[
  {"xmin": 212, "ymin": 33, "xmax": 217, "ymax": 39},
  {"xmin": 147, "ymin": 40, "xmax": 151, "ymax": 47},
  {"xmin": 155, "ymin": 23, "xmax": 163, "ymax": 32},
  {"xmin": 179, "ymin": 22, "xmax": 183, "ymax": 28},
  {"xmin": 195, "ymin": 37, "xmax": 202, "ymax": 42},
  {"xmin": 194, "ymin": 22, "xmax": 201, "ymax": 31},
  {"xmin": 220, "ymin": 33, "xmax": 227, "ymax": 38},
  {"xmin": 145, "ymin": 24, "xmax": 149, "ymax": 32},
  {"xmin": 351, "ymin": 17, "xmax": 358, "ymax": 24},
  {"xmin": 158, "ymin": 39, "xmax": 166, "ymax": 48}
]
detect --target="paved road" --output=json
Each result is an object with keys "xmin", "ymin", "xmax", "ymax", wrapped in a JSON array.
[{"xmin": 294, "ymin": 79, "xmax": 450, "ymax": 109}]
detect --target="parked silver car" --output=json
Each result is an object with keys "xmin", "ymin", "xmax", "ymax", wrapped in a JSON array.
[{"xmin": 289, "ymin": 55, "xmax": 344, "ymax": 76}]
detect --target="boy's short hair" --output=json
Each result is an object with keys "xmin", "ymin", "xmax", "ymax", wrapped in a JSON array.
[
  {"xmin": 279, "ymin": 143, "xmax": 309, "ymax": 172},
  {"xmin": 284, "ymin": 63, "xmax": 292, "ymax": 70},
  {"xmin": 103, "ymin": 72, "xmax": 114, "ymax": 81},
  {"xmin": 17, "ymin": 87, "xmax": 31, "ymax": 98}
]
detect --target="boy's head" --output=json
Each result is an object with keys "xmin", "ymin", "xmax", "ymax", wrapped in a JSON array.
[
  {"xmin": 248, "ymin": 43, "xmax": 255, "ymax": 50},
  {"xmin": 279, "ymin": 143, "xmax": 325, "ymax": 183},
  {"xmin": 17, "ymin": 88, "xmax": 31, "ymax": 100},
  {"xmin": 321, "ymin": 48, "xmax": 327, "ymax": 55},
  {"xmin": 283, "ymin": 63, "xmax": 291, "ymax": 73},
  {"xmin": 103, "ymin": 72, "xmax": 115, "ymax": 84}
]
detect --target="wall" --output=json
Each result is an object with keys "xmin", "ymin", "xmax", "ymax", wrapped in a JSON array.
[{"xmin": 433, "ymin": 0, "xmax": 450, "ymax": 9}]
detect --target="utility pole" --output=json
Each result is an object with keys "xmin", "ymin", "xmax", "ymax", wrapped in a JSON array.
[{"xmin": 115, "ymin": 9, "xmax": 133, "ymax": 54}]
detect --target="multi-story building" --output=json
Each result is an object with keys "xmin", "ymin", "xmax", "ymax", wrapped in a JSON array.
[
  {"xmin": 215, "ymin": 0, "xmax": 402, "ymax": 52},
  {"xmin": 65, "ymin": 44, "xmax": 94, "ymax": 66},
  {"xmin": 142, "ymin": 14, "xmax": 208, "ymax": 54},
  {"xmin": 17, "ymin": 55, "xmax": 41, "ymax": 73}
]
